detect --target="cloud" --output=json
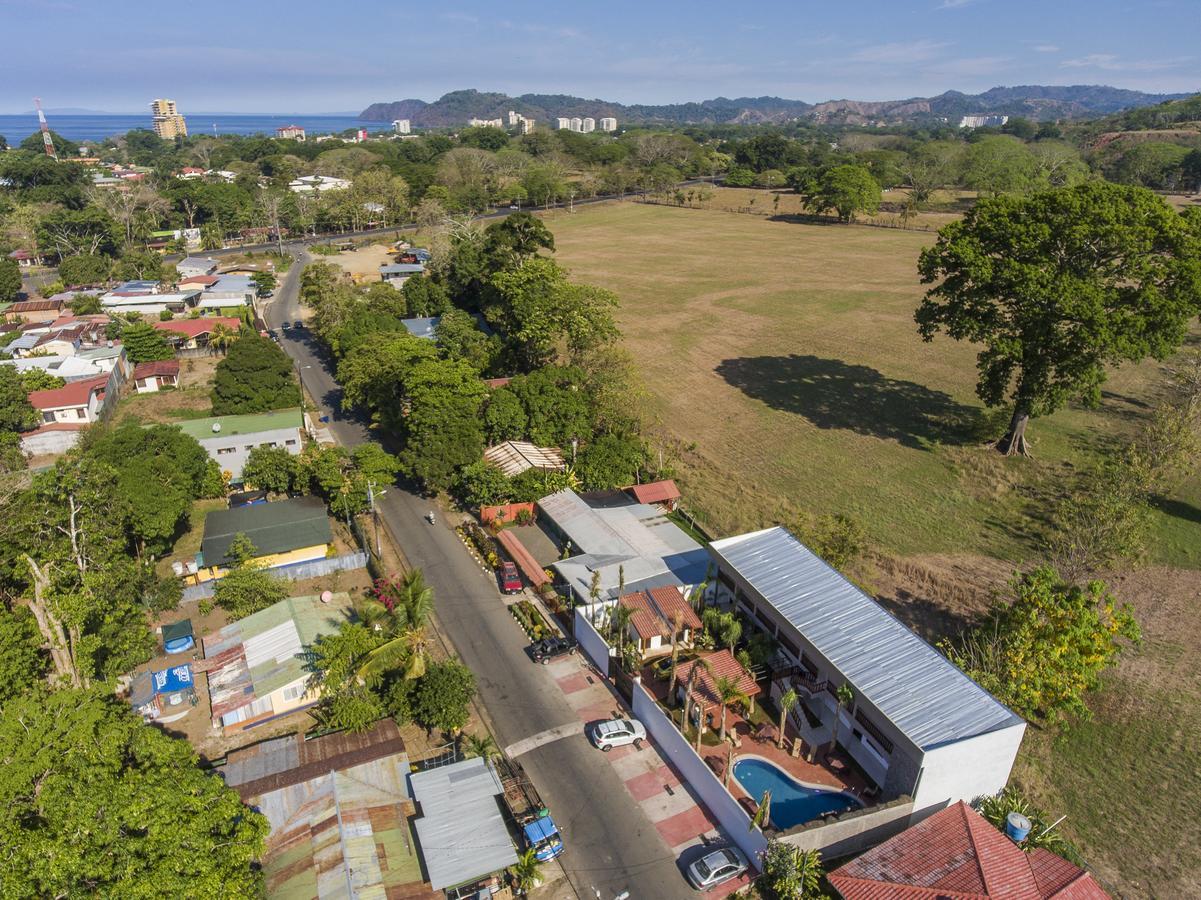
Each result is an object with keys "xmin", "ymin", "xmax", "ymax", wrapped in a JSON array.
[
  {"xmin": 1061, "ymin": 53, "xmax": 1193, "ymax": 72},
  {"xmin": 849, "ymin": 40, "xmax": 952, "ymax": 64},
  {"xmin": 440, "ymin": 11, "xmax": 479, "ymax": 24},
  {"xmin": 1032, "ymin": 44, "xmax": 1059, "ymax": 53},
  {"xmin": 937, "ymin": 0, "xmax": 979, "ymax": 8}
]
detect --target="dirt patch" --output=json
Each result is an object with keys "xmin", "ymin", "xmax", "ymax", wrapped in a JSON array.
[
  {"xmin": 865, "ymin": 552, "xmax": 1011, "ymax": 643},
  {"xmin": 331, "ymin": 243, "xmax": 395, "ymax": 282},
  {"xmin": 116, "ymin": 355, "xmax": 220, "ymax": 425}
]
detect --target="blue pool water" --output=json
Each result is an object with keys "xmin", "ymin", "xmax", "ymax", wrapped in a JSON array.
[{"xmin": 733, "ymin": 758, "xmax": 861, "ymax": 830}]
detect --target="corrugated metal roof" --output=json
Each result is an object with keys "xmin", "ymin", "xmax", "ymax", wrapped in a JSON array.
[
  {"xmin": 200, "ymin": 495, "xmax": 331, "ymax": 567},
  {"xmin": 709, "ymin": 527, "xmax": 1022, "ymax": 749},
  {"xmin": 409, "ymin": 758, "xmax": 518, "ymax": 890},
  {"xmin": 484, "ymin": 440, "xmax": 566, "ymax": 476}
]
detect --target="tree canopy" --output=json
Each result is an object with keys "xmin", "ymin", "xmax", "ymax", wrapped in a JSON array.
[
  {"xmin": 211, "ymin": 334, "xmax": 301, "ymax": 414},
  {"xmin": 916, "ymin": 182, "xmax": 1201, "ymax": 455}
]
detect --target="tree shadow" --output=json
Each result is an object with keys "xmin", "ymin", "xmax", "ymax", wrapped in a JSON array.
[
  {"xmin": 1153, "ymin": 495, "xmax": 1201, "ymax": 526},
  {"xmin": 715, "ymin": 354, "xmax": 979, "ymax": 450}
]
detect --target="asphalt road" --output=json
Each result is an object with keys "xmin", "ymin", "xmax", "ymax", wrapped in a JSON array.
[{"xmin": 265, "ymin": 247, "xmax": 694, "ymax": 900}]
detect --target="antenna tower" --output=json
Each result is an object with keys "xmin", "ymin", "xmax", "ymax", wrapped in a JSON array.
[{"xmin": 34, "ymin": 98, "xmax": 58, "ymax": 160}]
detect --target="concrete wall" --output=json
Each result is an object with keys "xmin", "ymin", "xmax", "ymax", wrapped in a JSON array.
[
  {"xmin": 911, "ymin": 721, "xmax": 1026, "ymax": 816},
  {"xmin": 200, "ymin": 425, "xmax": 302, "ymax": 479},
  {"xmin": 573, "ymin": 605, "xmax": 612, "ymax": 675},
  {"xmin": 777, "ymin": 795, "xmax": 915, "ymax": 858},
  {"xmin": 20, "ymin": 427, "xmax": 82, "ymax": 456},
  {"xmin": 630, "ymin": 680, "xmax": 769, "ymax": 865}
]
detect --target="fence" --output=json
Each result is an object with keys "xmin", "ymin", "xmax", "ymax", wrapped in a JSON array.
[
  {"xmin": 573, "ymin": 605, "xmax": 612, "ymax": 676},
  {"xmin": 181, "ymin": 551, "xmax": 369, "ymax": 602},
  {"xmin": 630, "ymin": 678, "xmax": 769, "ymax": 864}
]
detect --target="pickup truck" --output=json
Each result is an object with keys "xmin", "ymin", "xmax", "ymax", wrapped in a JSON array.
[
  {"xmin": 530, "ymin": 635, "xmax": 578, "ymax": 665},
  {"xmin": 500, "ymin": 759, "xmax": 565, "ymax": 861},
  {"xmin": 499, "ymin": 561, "xmax": 523, "ymax": 594}
]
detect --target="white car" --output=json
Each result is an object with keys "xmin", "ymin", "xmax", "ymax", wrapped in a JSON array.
[
  {"xmin": 686, "ymin": 847, "xmax": 749, "ymax": 891},
  {"xmin": 588, "ymin": 718, "xmax": 646, "ymax": 752}
]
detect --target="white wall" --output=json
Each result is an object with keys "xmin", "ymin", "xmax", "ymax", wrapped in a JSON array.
[
  {"xmin": 911, "ymin": 721, "xmax": 1026, "ymax": 816},
  {"xmin": 573, "ymin": 606, "xmax": 612, "ymax": 674},
  {"xmin": 631, "ymin": 681, "xmax": 769, "ymax": 866}
]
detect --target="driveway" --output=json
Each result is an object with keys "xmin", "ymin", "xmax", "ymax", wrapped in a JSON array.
[{"xmin": 263, "ymin": 248, "xmax": 698, "ymax": 899}]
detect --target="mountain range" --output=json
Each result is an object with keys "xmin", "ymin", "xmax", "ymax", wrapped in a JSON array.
[{"xmin": 361, "ymin": 85, "xmax": 1194, "ymax": 127}]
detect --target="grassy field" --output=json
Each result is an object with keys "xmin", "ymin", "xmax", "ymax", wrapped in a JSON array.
[
  {"xmin": 548, "ymin": 199, "xmax": 1201, "ymax": 896},
  {"xmin": 549, "ymin": 199, "xmax": 1201, "ymax": 569}
]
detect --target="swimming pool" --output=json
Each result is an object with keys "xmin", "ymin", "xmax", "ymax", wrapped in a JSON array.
[{"xmin": 732, "ymin": 757, "xmax": 861, "ymax": 830}]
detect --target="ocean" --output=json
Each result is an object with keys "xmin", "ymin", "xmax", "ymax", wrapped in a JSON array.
[{"xmin": 0, "ymin": 114, "xmax": 382, "ymax": 146}]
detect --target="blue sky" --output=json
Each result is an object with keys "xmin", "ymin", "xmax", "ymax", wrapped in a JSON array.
[{"xmin": 0, "ymin": 0, "xmax": 1195, "ymax": 113}]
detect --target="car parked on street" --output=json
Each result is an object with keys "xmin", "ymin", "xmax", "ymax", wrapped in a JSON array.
[
  {"xmin": 530, "ymin": 635, "xmax": 577, "ymax": 665},
  {"xmin": 499, "ymin": 561, "xmax": 522, "ymax": 594},
  {"xmin": 588, "ymin": 717, "xmax": 646, "ymax": 752},
  {"xmin": 685, "ymin": 846, "xmax": 749, "ymax": 891}
]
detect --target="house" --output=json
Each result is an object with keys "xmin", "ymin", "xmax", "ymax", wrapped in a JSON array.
[
  {"xmin": 626, "ymin": 479, "xmax": 682, "ymax": 511},
  {"xmin": 483, "ymin": 440, "xmax": 566, "ymax": 477},
  {"xmin": 101, "ymin": 290, "xmax": 200, "ymax": 316},
  {"xmin": 4, "ymin": 298, "xmax": 64, "ymax": 323},
  {"xmin": 274, "ymin": 124, "xmax": 306, "ymax": 141},
  {"xmin": 195, "ymin": 274, "xmax": 256, "ymax": 310},
  {"xmin": 198, "ymin": 591, "xmax": 352, "ymax": 732},
  {"xmin": 132, "ymin": 359, "xmax": 179, "ymax": 392},
  {"xmin": 176, "ymin": 256, "xmax": 219, "ymax": 278},
  {"xmin": 617, "ymin": 585, "xmax": 702, "ymax": 658},
  {"xmin": 409, "ymin": 757, "xmax": 519, "ymax": 893},
  {"xmin": 173, "ymin": 407, "xmax": 303, "ymax": 479},
  {"xmin": 177, "ymin": 274, "xmax": 220, "ymax": 289},
  {"xmin": 539, "ymin": 488, "xmax": 710, "ymax": 603},
  {"xmin": 27, "ymin": 374, "xmax": 109, "ymax": 425},
  {"xmin": 708, "ymin": 527, "xmax": 1026, "ymax": 814},
  {"xmin": 220, "ymin": 721, "xmax": 433, "ymax": 897},
  {"xmin": 195, "ymin": 494, "xmax": 332, "ymax": 581},
  {"xmin": 828, "ymin": 800, "xmax": 1109, "ymax": 899},
  {"xmin": 2, "ymin": 353, "xmax": 111, "ymax": 382},
  {"xmin": 380, "ymin": 262, "xmax": 425, "ymax": 286},
  {"xmin": 674, "ymin": 649, "xmax": 762, "ymax": 716},
  {"xmin": 109, "ymin": 279, "xmax": 161, "ymax": 295},
  {"xmin": 8, "ymin": 249, "xmax": 45, "ymax": 268},
  {"xmin": 151, "ymin": 315, "xmax": 241, "ymax": 351},
  {"xmin": 288, "ymin": 174, "xmax": 350, "ymax": 193}
]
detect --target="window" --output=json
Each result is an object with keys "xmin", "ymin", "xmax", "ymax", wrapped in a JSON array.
[
  {"xmin": 216, "ymin": 447, "xmax": 235, "ymax": 456},
  {"xmin": 42, "ymin": 412, "xmax": 55, "ymax": 424},
  {"xmin": 778, "ymin": 634, "xmax": 800, "ymax": 659},
  {"xmin": 136, "ymin": 379, "xmax": 146, "ymax": 388},
  {"xmin": 855, "ymin": 709, "xmax": 894, "ymax": 754},
  {"xmin": 74, "ymin": 408, "xmax": 86, "ymax": 419},
  {"xmin": 282, "ymin": 682, "xmax": 307, "ymax": 702},
  {"xmin": 244, "ymin": 445, "xmax": 255, "ymax": 451},
  {"xmin": 284, "ymin": 439, "xmax": 297, "ymax": 447},
  {"xmin": 753, "ymin": 607, "xmax": 775, "ymax": 633}
]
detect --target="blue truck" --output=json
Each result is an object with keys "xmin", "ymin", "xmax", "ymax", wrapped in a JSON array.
[{"xmin": 500, "ymin": 759, "xmax": 565, "ymax": 861}]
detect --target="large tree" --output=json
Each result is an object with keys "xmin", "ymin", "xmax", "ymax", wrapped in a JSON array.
[
  {"xmin": 211, "ymin": 334, "xmax": 301, "ymax": 414},
  {"xmin": 119, "ymin": 321, "xmax": 175, "ymax": 364},
  {"xmin": 916, "ymin": 182, "xmax": 1201, "ymax": 455},
  {"xmin": 0, "ymin": 366, "xmax": 40, "ymax": 433},
  {"xmin": 0, "ymin": 688, "xmax": 267, "ymax": 896},
  {"xmin": 0, "ymin": 257, "xmax": 21, "ymax": 303},
  {"xmin": 804, "ymin": 164, "xmax": 881, "ymax": 223}
]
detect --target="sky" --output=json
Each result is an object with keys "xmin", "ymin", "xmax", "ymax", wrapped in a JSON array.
[{"xmin": 0, "ymin": 0, "xmax": 1196, "ymax": 113}]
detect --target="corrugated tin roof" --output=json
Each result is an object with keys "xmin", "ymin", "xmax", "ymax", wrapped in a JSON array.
[
  {"xmin": 627, "ymin": 479, "xmax": 681, "ymax": 505},
  {"xmin": 709, "ymin": 528, "xmax": 1022, "ymax": 749},
  {"xmin": 200, "ymin": 495, "xmax": 331, "ymax": 567},
  {"xmin": 409, "ymin": 758, "xmax": 518, "ymax": 890},
  {"xmin": 484, "ymin": 440, "xmax": 566, "ymax": 476}
]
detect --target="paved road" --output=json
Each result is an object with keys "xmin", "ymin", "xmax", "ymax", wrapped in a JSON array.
[{"xmin": 266, "ymin": 247, "xmax": 694, "ymax": 900}]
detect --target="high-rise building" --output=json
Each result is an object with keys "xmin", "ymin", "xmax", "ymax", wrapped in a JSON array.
[
  {"xmin": 569, "ymin": 117, "xmax": 583, "ymax": 132},
  {"xmin": 599, "ymin": 117, "xmax": 618, "ymax": 132},
  {"xmin": 556, "ymin": 117, "xmax": 572, "ymax": 130},
  {"xmin": 519, "ymin": 118, "xmax": 535, "ymax": 135},
  {"xmin": 150, "ymin": 99, "xmax": 187, "ymax": 139},
  {"xmin": 392, "ymin": 119, "xmax": 411, "ymax": 134},
  {"xmin": 581, "ymin": 117, "xmax": 596, "ymax": 133},
  {"xmin": 276, "ymin": 125, "xmax": 306, "ymax": 141},
  {"xmin": 507, "ymin": 110, "xmax": 520, "ymax": 126},
  {"xmin": 958, "ymin": 115, "xmax": 1008, "ymax": 128}
]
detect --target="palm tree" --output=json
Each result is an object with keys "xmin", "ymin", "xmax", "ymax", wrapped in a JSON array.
[
  {"xmin": 750, "ymin": 790, "xmax": 772, "ymax": 832},
  {"xmin": 795, "ymin": 848, "xmax": 824, "ymax": 896},
  {"xmin": 682, "ymin": 657, "xmax": 712, "ymax": 751},
  {"xmin": 609, "ymin": 603, "xmax": 634, "ymax": 654},
  {"xmin": 461, "ymin": 732, "xmax": 498, "ymax": 763},
  {"xmin": 777, "ymin": 688, "xmax": 799, "ymax": 750},
  {"xmin": 667, "ymin": 610, "xmax": 685, "ymax": 703},
  {"xmin": 356, "ymin": 570, "xmax": 435, "ymax": 684},
  {"xmin": 714, "ymin": 675, "xmax": 749, "ymax": 743},
  {"xmin": 510, "ymin": 847, "xmax": 543, "ymax": 895},
  {"xmin": 831, "ymin": 683, "xmax": 855, "ymax": 757},
  {"xmin": 208, "ymin": 322, "xmax": 238, "ymax": 355}
]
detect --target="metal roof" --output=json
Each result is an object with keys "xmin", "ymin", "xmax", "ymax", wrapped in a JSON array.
[
  {"xmin": 401, "ymin": 316, "xmax": 441, "ymax": 339},
  {"xmin": 174, "ymin": 407, "xmax": 301, "ymax": 442},
  {"xmin": 709, "ymin": 527, "xmax": 1022, "ymax": 750},
  {"xmin": 200, "ymin": 494, "xmax": 330, "ymax": 567},
  {"xmin": 410, "ymin": 757, "xmax": 517, "ymax": 890},
  {"xmin": 484, "ymin": 440, "xmax": 566, "ymax": 476}
]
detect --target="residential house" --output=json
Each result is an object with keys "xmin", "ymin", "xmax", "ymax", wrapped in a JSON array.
[
  {"xmin": 27, "ymin": 374, "xmax": 109, "ymax": 425},
  {"xmin": 177, "ymin": 274, "xmax": 220, "ymax": 289},
  {"xmin": 539, "ymin": 488, "xmax": 709, "ymax": 604},
  {"xmin": 101, "ymin": 289, "xmax": 200, "ymax": 317},
  {"xmin": 151, "ymin": 315, "xmax": 241, "ymax": 352},
  {"xmin": 626, "ymin": 479, "xmax": 682, "ymax": 511},
  {"xmin": 484, "ymin": 440, "xmax": 566, "ymax": 477},
  {"xmin": 288, "ymin": 175, "xmax": 350, "ymax": 193},
  {"xmin": 674, "ymin": 649, "xmax": 762, "ymax": 718},
  {"xmin": 7, "ymin": 249, "xmax": 45, "ymax": 268},
  {"xmin": 221, "ymin": 721, "xmax": 433, "ymax": 898},
  {"xmin": 828, "ymin": 800, "xmax": 1109, "ymax": 899},
  {"xmin": 195, "ymin": 494, "xmax": 332, "ymax": 581},
  {"xmin": 380, "ymin": 262, "xmax": 425, "ymax": 286},
  {"xmin": 109, "ymin": 279, "xmax": 161, "ymax": 295},
  {"xmin": 173, "ymin": 407, "xmax": 303, "ymax": 479},
  {"xmin": 410, "ymin": 757, "xmax": 519, "ymax": 893},
  {"xmin": 177, "ymin": 256, "xmax": 219, "ymax": 278},
  {"xmin": 400, "ymin": 316, "xmax": 441, "ymax": 340},
  {"xmin": 2, "ymin": 354, "xmax": 111, "ymax": 382},
  {"xmin": 132, "ymin": 359, "xmax": 179, "ymax": 392},
  {"xmin": 617, "ymin": 585, "xmax": 702, "ymax": 659},
  {"xmin": 198, "ymin": 591, "xmax": 352, "ymax": 732},
  {"xmin": 195, "ymin": 273, "xmax": 256, "ymax": 311},
  {"xmin": 708, "ymin": 527, "xmax": 1026, "ymax": 814},
  {"xmin": 4, "ymin": 298, "xmax": 64, "ymax": 323}
]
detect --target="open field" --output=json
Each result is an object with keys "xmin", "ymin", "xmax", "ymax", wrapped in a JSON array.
[
  {"xmin": 549, "ymin": 200, "xmax": 1201, "ymax": 568},
  {"xmin": 115, "ymin": 356, "xmax": 221, "ymax": 425},
  {"xmin": 549, "ymin": 200, "xmax": 1201, "ymax": 896}
]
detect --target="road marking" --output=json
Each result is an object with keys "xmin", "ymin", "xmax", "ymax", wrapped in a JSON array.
[{"xmin": 504, "ymin": 722, "xmax": 582, "ymax": 758}]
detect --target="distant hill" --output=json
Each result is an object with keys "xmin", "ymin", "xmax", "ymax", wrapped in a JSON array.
[{"xmin": 360, "ymin": 85, "xmax": 1193, "ymax": 127}]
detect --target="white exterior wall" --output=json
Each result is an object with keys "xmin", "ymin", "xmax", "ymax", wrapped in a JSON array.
[
  {"xmin": 200, "ymin": 425, "xmax": 302, "ymax": 479},
  {"xmin": 573, "ymin": 605, "xmax": 613, "ymax": 673},
  {"xmin": 911, "ymin": 721, "xmax": 1026, "ymax": 816}
]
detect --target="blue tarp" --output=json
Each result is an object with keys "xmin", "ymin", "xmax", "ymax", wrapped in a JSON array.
[
  {"xmin": 523, "ymin": 816, "xmax": 563, "ymax": 860},
  {"xmin": 153, "ymin": 664, "xmax": 194, "ymax": 695}
]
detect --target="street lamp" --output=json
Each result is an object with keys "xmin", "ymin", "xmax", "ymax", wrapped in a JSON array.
[{"xmin": 367, "ymin": 480, "xmax": 387, "ymax": 557}]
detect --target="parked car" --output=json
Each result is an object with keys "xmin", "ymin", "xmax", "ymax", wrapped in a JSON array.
[
  {"xmin": 685, "ymin": 847, "xmax": 749, "ymax": 891},
  {"xmin": 530, "ymin": 635, "xmax": 577, "ymax": 665},
  {"xmin": 588, "ymin": 717, "xmax": 646, "ymax": 752},
  {"xmin": 499, "ymin": 561, "xmax": 522, "ymax": 594}
]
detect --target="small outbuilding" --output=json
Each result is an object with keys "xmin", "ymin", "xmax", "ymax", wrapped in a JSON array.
[
  {"xmin": 484, "ymin": 440, "xmax": 566, "ymax": 477},
  {"xmin": 132, "ymin": 359, "xmax": 180, "ymax": 393}
]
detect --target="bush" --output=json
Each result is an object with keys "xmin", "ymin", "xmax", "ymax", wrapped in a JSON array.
[
  {"xmin": 213, "ymin": 563, "xmax": 288, "ymax": 619},
  {"xmin": 210, "ymin": 334, "xmax": 301, "ymax": 414},
  {"xmin": 413, "ymin": 659, "xmax": 476, "ymax": 733}
]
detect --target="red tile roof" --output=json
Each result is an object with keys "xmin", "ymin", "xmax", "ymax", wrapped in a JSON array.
[
  {"xmin": 829, "ymin": 801, "xmax": 1109, "ymax": 900},
  {"xmin": 178, "ymin": 274, "xmax": 220, "ymax": 285},
  {"xmin": 619, "ymin": 591, "xmax": 667, "ymax": 640},
  {"xmin": 627, "ymin": 479, "xmax": 681, "ymax": 505},
  {"xmin": 151, "ymin": 316, "xmax": 241, "ymax": 340},
  {"xmin": 482, "ymin": 376, "xmax": 512, "ymax": 389},
  {"xmin": 133, "ymin": 359, "xmax": 180, "ymax": 380},
  {"xmin": 27, "ymin": 375, "xmax": 107, "ymax": 411},
  {"xmin": 676, "ymin": 649, "xmax": 760, "ymax": 707},
  {"xmin": 618, "ymin": 586, "xmax": 702, "ymax": 641}
]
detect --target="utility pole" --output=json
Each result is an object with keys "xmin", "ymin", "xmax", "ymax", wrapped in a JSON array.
[{"xmin": 367, "ymin": 480, "xmax": 384, "ymax": 557}]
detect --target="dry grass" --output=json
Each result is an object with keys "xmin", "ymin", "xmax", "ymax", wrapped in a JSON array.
[{"xmin": 116, "ymin": 356, "xmax": 221, "ymax": 425}]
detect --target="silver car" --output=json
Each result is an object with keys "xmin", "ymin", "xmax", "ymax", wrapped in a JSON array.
[
  {"xmin": 587, "ymin": 718, "xmax": 646, "ymax": 752},
  {"xmin": 686, "ymin": 847, "xmax": 749, "ymax": 891}
]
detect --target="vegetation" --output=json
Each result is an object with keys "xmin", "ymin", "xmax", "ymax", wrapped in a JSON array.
[
  {"xmin": 757, "ymin": 840, "xmax": 823, "ymax": 899},
  {"xmin": 210, "ymin": 333, "xmax": 300, "ymax": 414},
  {"xmin": 975, "ymin": 786, "xmax": 1079, "ymax": 861}
]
